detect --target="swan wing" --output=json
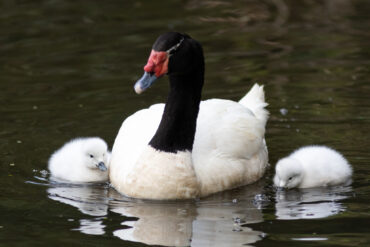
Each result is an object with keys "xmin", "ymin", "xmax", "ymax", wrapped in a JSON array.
[{"xmin": 193, "ymin": 99, "xmax": 268, "ymax": 196}]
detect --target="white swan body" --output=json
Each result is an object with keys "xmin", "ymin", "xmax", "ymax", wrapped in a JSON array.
[
  {"xmin": 273, "ymin": 145, "xmax": 352, "ymax": 189},
  {"xmin": 110, "ymin": 84, "xmax": 269, "ymax": 199},
  {"xmin": 48, "ymin": 137, "xmax": 110, "ymax": 183}
]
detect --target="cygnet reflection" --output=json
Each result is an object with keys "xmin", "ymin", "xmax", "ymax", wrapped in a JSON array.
[
  {"xmin": 74, "ymin": 219, "xmax": 106, "ymax": 235},
  {"xmin": 47, "ymin": 183, "xmax": 109, "ymax": 236},
  {"xmin": 110, "ymin": 181, "xmax": 266, "ymax": 247},
  {"xmin": 47, "ymin": 183, "xmax": 109, "ymax": 217},
  {"xmin": 275, "ymin": 186, "xmax": 352, "ymax": 220}
]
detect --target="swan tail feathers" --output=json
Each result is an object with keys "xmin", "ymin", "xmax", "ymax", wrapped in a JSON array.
[{"xmin": 238, "ymin": 83, "xmax": 269, "ymax": 126}]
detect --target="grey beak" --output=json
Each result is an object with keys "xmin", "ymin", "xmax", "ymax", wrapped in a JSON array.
[
  {"xmin": 97, "ymin": 162, "xmax": 107, "ymax": 171},
  {"xmin": 134, "ymin": 72, "xmax": 158, "ymax": 94}
]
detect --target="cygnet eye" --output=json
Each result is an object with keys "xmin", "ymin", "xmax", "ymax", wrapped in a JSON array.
[
  {"xmin": 288, "ymin": 177, "xmax": 293, "ymax": 181},
  {"xmin": 89, "ymin": 154, "xmax": 94, "ymax": 158}
]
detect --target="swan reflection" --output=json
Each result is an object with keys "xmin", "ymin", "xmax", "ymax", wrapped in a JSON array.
[
  {"xmin": 275, "ymin": 186, "xmax": 352, "ymax": 220},
  {"xmin": 110, "ymin": 182, "xmax": 266, "ymax": 247},
  {"xmin": 46, "ymin": 181, "xmax": 267, "ymax": 246},
  {"xmin": 110, "ymin": 196, "xmax": 195, "ymax": 246}
]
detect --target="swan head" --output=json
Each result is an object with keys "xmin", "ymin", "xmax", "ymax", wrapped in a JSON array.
[
  {"xmin": 273, "ymin": 157, "xmax": 303, "ymax": 189},
  {"xmin": 82, "ymin": 138, "xmax": 109, "ymax": 172},
  {"xmin": 134, "ymin": 32, "xmax": 204, "ymax": 94}
]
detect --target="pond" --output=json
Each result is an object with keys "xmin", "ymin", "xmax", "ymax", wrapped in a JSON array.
[{"xmin": 1, "ymin": 0, "xmax": 369, "ymax": 246}]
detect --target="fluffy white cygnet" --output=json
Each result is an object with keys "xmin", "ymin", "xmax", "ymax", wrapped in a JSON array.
[
  {"xmin": 274, "ymin": 145, "xmax": 352, "ymax": 189},
  {"xmin": 48, "ymin": 137, "xmax": 110, "ymax": 183}
]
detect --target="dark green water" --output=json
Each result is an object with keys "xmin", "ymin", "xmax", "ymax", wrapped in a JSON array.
[{"xmin": 1, "ymin": 0, "xmax": 369, "ymax": 246}]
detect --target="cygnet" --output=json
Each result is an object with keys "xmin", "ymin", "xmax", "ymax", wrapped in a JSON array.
[
  {"xmin": 48, "ymin": 137, "xmax": 110, "ymax": 183},
  {"xmin": 274, "ymin": 145, "xmax": 352, "ymax": 189}
]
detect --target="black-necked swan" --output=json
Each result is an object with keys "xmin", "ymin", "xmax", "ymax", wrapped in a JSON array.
[
  {"xmin": 274, "ymin": 145, "xmax": 352, "ymax": 189},
  {"xmin": 48, "ymin": 137, "xmax": 110, "ymax": 183},
  {"xmin": 109, "ymin": 32, "xmax": 269, "ymax": 199}
]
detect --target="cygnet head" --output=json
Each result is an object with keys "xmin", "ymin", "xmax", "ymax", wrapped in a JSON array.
[
  {"xmin": 274, "ymin": 157, "xmax": 304, "ymax": 189},
  {"xmin": 82, "ymin": 138, "xmax": 109, "ymax": 172}
]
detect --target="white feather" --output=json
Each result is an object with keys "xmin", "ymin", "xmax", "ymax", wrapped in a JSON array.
[
  {"xmin": 110, "ymin": 84, "xmax": 269, "ymax": 199},
  {"xmin": 48, "ymin": 137, "xmax": 110, "ymax": 183},
  {"xmin": 238, "ymin": 83, "xmax": 269, "ymax": 126},
  {"xmin": 273, "ymin": 145, "xmax": 352, "ymax": 189}
]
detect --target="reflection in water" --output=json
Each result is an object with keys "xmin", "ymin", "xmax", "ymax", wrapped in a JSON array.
[
  {"xmin": 275, "ymin": 186, "xmax": 352, "ymax": 220},
  {"xmin": 46, "ymin": 180, "xmax": 267, "ymax": 246},
  {"xmin": 74, "ymin": 219, "xmax": 106, "ymax": 235},
  {"xmin": 191, "ymin": 205, "xmax": 263, "ymax": 247},
  {"xmin": 111, "ymin": 200, "xmax": 195, "ymax": 247},
  {"xmin": 110, "ymin": 182, "xmax": 266, "ymax": 247},
  {"xmin": 47, "ymin": 184, "xmax": 109, "ymax": 216},
  {"xmin": 43, "ymin": 179, "xmax": 354, "ymax": 244},
  {"xmin": 47, "ymin": 184, "xmax": 109, "ymax": 236}
]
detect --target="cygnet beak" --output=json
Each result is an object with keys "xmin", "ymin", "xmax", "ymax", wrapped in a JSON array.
[
  {"xmin": 97, "ymin": 162, "xmax": 107, "ymax": 171},
  {"xmin": 279, "ymin": 181, "xmax": 286, "ymax": 188}
]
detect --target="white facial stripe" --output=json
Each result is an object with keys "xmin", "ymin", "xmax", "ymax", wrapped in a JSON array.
[{"xmin": 166, "ymin": 37, "xmax": 184, "ymax": 55}]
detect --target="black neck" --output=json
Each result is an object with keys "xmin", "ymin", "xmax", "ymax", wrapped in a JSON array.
[{"xmin": 149, "ymin": 70, "xmax": 204, "ymax": 153}]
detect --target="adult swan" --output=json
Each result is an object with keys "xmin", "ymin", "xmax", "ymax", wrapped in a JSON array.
[{"xmin": 110, "ymin": 32, "xmax": 269, "ymax": 200}]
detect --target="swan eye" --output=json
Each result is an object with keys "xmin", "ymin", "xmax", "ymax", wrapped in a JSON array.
[{"xmin": 89, "ymin": 154, "xmax": 94, "ymax": 158}]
